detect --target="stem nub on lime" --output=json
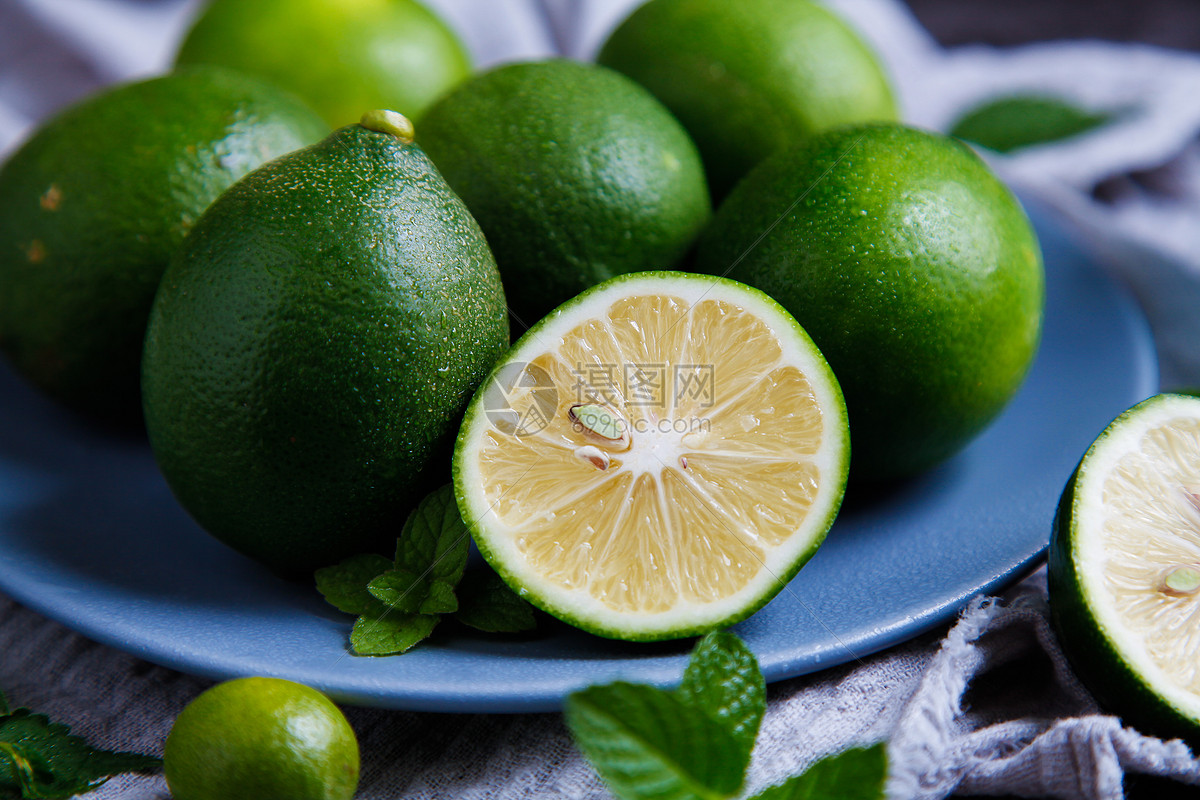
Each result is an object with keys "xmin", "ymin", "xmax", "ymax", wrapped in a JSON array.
[{"xmin": 164, "ymin": 677, "xmax": 358, "ymax": 800}]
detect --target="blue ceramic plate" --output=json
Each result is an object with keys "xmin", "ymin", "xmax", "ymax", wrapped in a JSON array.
[{"xmin": 0, "ymin": 205, "xmax": 1157, "ymax": 712}]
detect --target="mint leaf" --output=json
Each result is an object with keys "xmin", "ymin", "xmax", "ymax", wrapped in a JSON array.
[
  {"xmin": 676, "ymin": 631, "xmax": 765, "ymax": 768},
  {"xmin": 350, "ymin": 610, "xmax": 439, "ymax": 656},
  {"xmin": 421, "ymin": 579, "xmax": 459, "ymax": 615},
  {"xmin": 368, "ymin": 570, "xmax": 460, "ymax": 615},
  {"xmin": 315, "ymin": 553, "xmax": 392, "ymax": 615},
  {"xmin": 367, "ymin": 568, "xmax": 426, "ymax": 613},
  {"xmin": 0, "ymin": 691, "xmax": 8, "ymax": 716},
  {"xmin": 566, "ymin": 682, "xmax": 745, "ymax": 800},
  {"xmin": 394, "ymin": 485, "xmax": 470, "ymax": 587},
  {"xmin": 748, "ymin": 744, "xmax": 887, "ymax": 800},
  {"xmin": 455, "ymin": 571, "xmax": 536, "ymax": 633},
  {"xmin": 0, "ymin": 708, "xmax": 160, "ymax": 799},
  {"xmin": 315, "ymin": 486, "xmax": 476, "ymax": 657}
]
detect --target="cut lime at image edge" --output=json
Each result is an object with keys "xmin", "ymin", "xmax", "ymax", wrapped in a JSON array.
[{"xmin": 1049, "ymin": 393, "xmax": 1200, "ymax": 748}]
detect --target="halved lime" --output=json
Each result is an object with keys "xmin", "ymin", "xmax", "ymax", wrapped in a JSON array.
[
  {"xmin": 453, "ymin": 272, "xmax": 849, "ymax": 641},
  {"xmin": 1049, "ymin": 392, "xmax": 1200, "ymax": 745}
]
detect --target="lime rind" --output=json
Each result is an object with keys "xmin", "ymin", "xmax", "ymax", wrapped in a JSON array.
[
  {"xmin": 1049, "ymin": 392, "xmax": 1200, "ymax": 745},
  {"xmin": 453, "ymin": 270, "xmax": 849, "ymax": 641}
]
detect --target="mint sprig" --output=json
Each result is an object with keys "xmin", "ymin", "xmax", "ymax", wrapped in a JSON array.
[
  {"xmin": 566, "ymin": 632, "xmax": 887, "ymax": 800},
  {"xmin": 0, "ymin": 690, "xmax": 159, "ymax": 799},
  {"xmin": 315, "ymin": 484, "xmax": 536, "ymax": 655}
]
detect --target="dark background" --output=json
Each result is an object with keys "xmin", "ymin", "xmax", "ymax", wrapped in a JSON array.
[{"xmin": 906, "ymin": 0, "xmax": 1200, "ymax": 51}]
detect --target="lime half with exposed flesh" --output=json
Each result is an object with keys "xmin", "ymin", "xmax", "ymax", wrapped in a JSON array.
[{"xmin": 453, "ymin": 271, "xmax": 849, "ymax": 641}]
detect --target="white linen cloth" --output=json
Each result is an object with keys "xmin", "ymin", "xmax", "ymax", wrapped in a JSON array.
[{"xmin": 3, "ymin": 1, "xmax": 1200, "ymax": 797}]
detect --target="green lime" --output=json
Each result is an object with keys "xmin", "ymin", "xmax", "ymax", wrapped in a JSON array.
[
  {"xmin": 418, "ymin": 59, "xmax": 711, "ymax": 328},
  {"xmin": 597, "ymin": 0, "xmax": 897, "ymax": 198},
  {"xmin": 164, "ymin": 677, "xmax": 358, "ymax": 800},
  {"xmin": 454, "ymin": 271, "xmax": 848, "ymax": 641},
  {"xmin": 950, "ymin": 94, "xmax": 1113, "ymax": 153},
  {"xmin": 0, "ymin": 66, "xmax": 327, "ymax": 423},
  {"xmin": 1049, "ymin": 392, "xmax": 1200, "ymax": 748},
  {"xmin": 176, "ymin": 0, "xmax": 471, "ymax": 127},
  {"xmin": 696, "ymin": 123, "xmax": 1044, "ymax": 481},
  {"xmin": 142, "ymin": 111, "xmax": 509, "ymax": 574}
]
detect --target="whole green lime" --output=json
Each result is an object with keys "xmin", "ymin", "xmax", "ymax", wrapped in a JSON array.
[
  {"xmin": 177, "ymin": 0, "xmax": 471, "ymax": 126},
  {"xmin": 164, "ymin": 677, "xmax": 358, "ymax": 800},
  {"xmin": 142, "ymin": 111, "xmax": 509, "ymax": 574},
  {"xmin": 597, "ymin": 0, "xmax": 897, "ymax": 198},
  {"xmin": 0, "ymin": 66, "xmax": 327, "ymax": 423},
  {"xmin": 418, "ymin": 59, "xmax": 711, "ymax": 328},
  {"xmin": 696, "ymin": 123, "xmax": 1044, "ymax": 480}
]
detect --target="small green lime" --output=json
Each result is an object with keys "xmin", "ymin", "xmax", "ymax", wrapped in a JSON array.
[
  {"xmin": 164, "ymin": 677, "xmax": 358, "ymax": 800},
  {"xmin": 1049, "ymin": 392, "xmax": 1200, "ymax": 749},
  {"xmin": 696, "ymin": 123, "xmax": 1044, "ymax": 480},
  {"xmin": 176, "ymin": 0, "xmax": 471, "ymax": 126},
  {"xmin": 0, "ymin": 66, "xmax": 327, "ymax": 423},
  {"xmin": 419, "ymin": 59, "xmax": 711, "ymax": 328},
  {"xmin": 598, "ymin": 0, "xmax": 897, "ymax": 198},
  {"xmin": 142, "ymin": 112, "xmax": 509, "ymax": 573}
]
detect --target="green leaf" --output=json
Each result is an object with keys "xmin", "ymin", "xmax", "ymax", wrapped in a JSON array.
[
  {"xmin": 676, "ymin": 631, "xmax": 764, "ymax": 768},
  {"xmin": 420, "ymin": 579, "xmax": 459, "ymax": 615},
  {"xmin": 368, "ymin": 570, "xmax": 460, "ymax": 615},
  {"xmin": 0, "ymin": 691, "xmax": 9, "ymax": 717},
  {"xmin": 0, "ymin": 709, "xmax": 160, "ymax": 799},
  {"xmin": 314, "ymin": 553, "xmax": 392, "ymax": 615},
  {"xmin": 565, "ymin": 682, "xmax": 745, "ymax": 800},
  {"xmin": 350, "ymin": 610, "xmax": 439, "ymax": 656},
  {"xmin": 949, "ymin": 94, "xmax": 1112, "ymax": 154},
  {"xmin": 394, "ymin": 485, "xmax": 470, "ymax": 588},
  {"xmin": 367, "ymin": 568, "xmax": 426, "ymax": 613},
  {"xmin": 748, "ymin": 744, "xmax": 887, "ymax": 800},
  {"xmin": 455, "ymin": 570, "xmax": 536, "ymax": 633}
]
